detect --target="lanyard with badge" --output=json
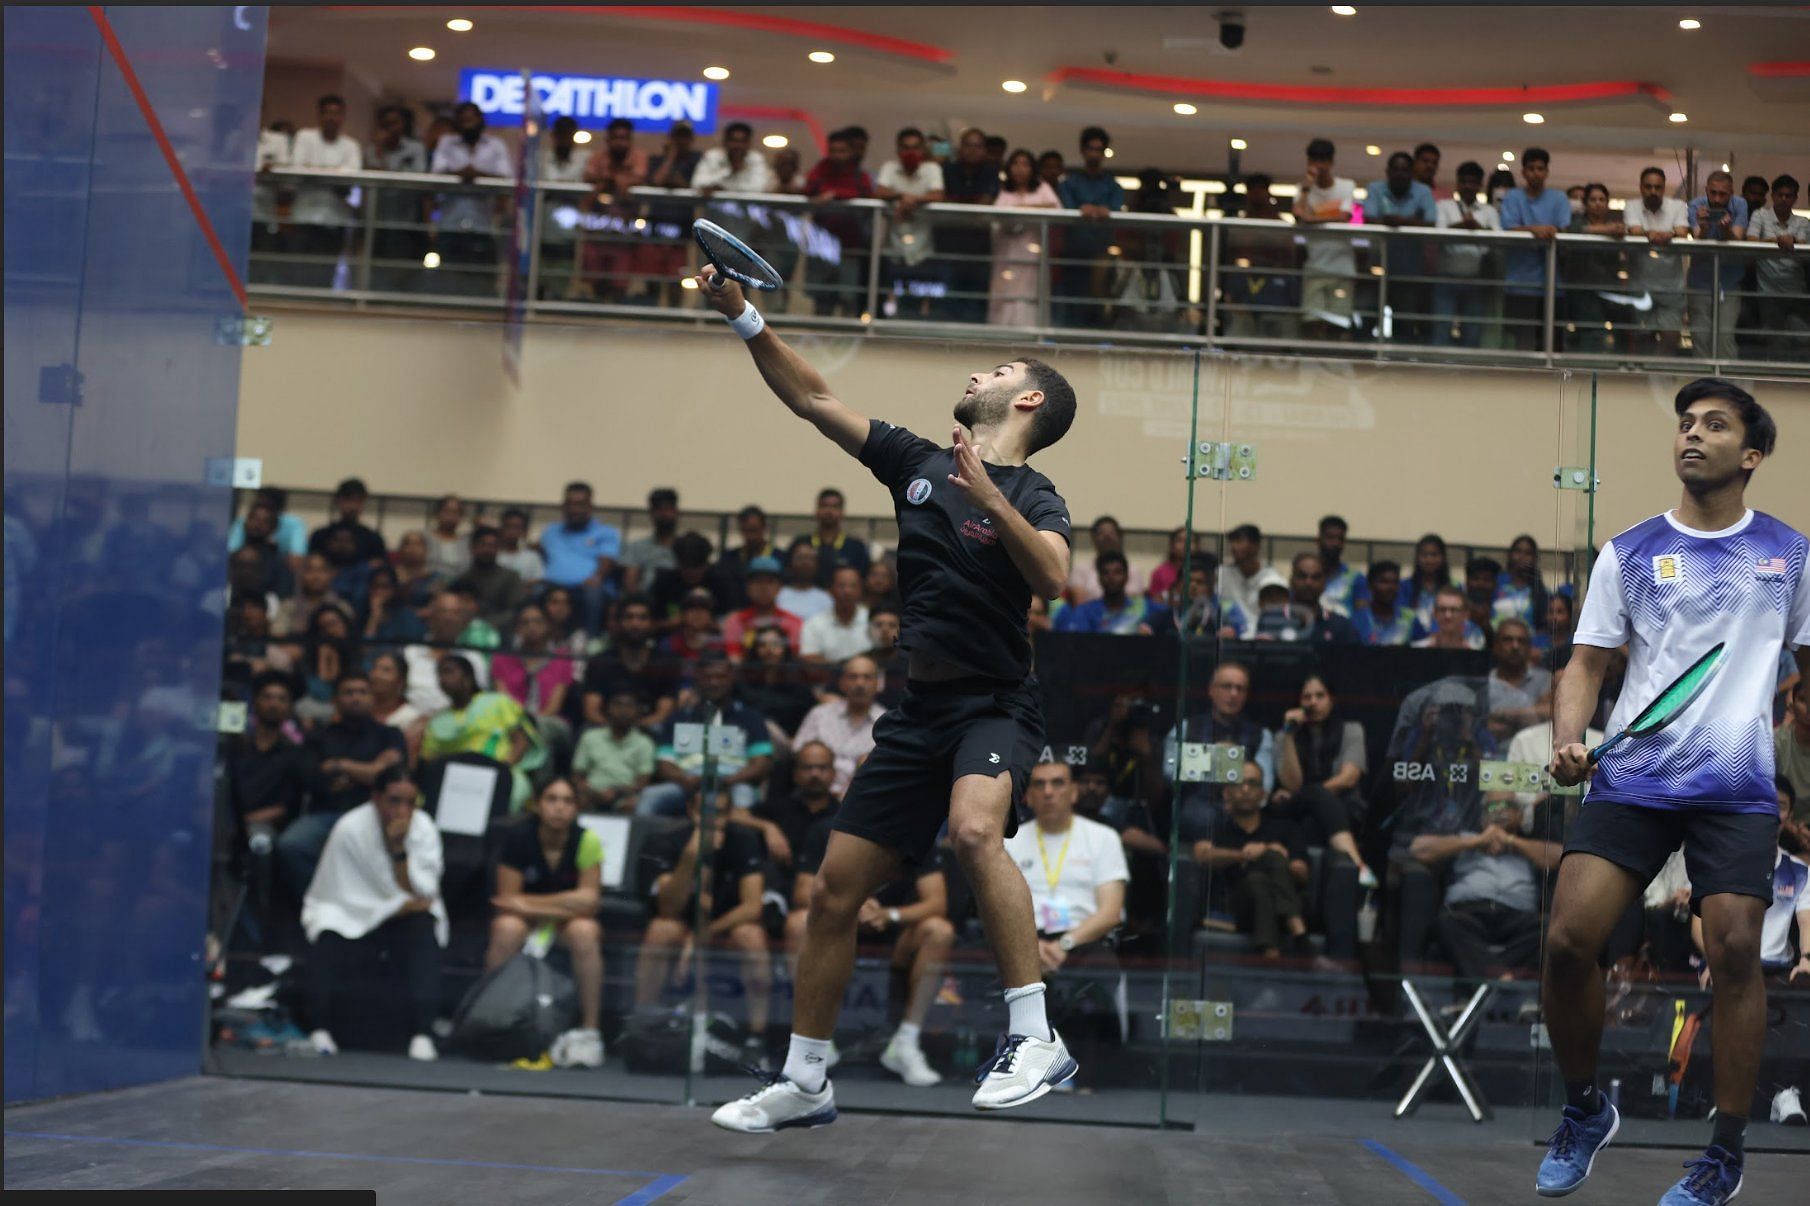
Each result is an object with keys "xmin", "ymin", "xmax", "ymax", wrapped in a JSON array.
[{"xmin": 1034, "ymin": 823, "xmax": 1076, "ymax": 934}]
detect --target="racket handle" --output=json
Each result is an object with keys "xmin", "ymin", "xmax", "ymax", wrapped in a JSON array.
[{"xmin": 1587, "ymin": 730, "xmax": 1627, "ymax": 764}]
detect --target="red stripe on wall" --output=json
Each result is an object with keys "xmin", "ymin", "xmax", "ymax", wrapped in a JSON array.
[{"xmin": 1047, "ymin": 67, "xmax": 1671, "ymax": 108}]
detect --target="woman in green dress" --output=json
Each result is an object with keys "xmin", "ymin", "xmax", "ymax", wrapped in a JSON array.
[{"xmin": 421, "ymin": 653, "xmax": 545, "ymax": 811}]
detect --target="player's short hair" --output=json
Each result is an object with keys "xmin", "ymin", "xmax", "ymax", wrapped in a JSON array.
[
  {"xmin": 1018, "ymin": 358, "xmax": 1076, "ymax": 454},
  {"xmin": 1674, "ymin": 378, "xmax": 1777, "ymax": 460}
]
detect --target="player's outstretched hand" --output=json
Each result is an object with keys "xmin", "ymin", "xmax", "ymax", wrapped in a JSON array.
[
  {"xmin": 695, "ymin": 270, "xmax": 744, "ymax": 317},
  {"xmin": 948, "ymin": 426, "xmax": 1007, "ymax": 513},
  {"xmin": 1547, "ymin": 742, "xmax": 1594, "ymax": 787}
]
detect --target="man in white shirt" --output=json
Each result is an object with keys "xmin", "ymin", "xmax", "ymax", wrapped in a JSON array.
[
  {"xmin": 288, "ymin": 95, "xmax": 362, "ymax": 287},
  {"xmin": 777, "ymin": 543, "xmax": 832, "ymax": 621},
  {"xmin": 430, "ymin": 102, "xmax": 513, "ymax": 294},
  {"xmin": 1624, "ymin": 166, "xmax": 1692, "ymax": 354},
  {"xmin": 1216, "ymin": 523, "xmax": 1287, "ymax": 621},
  {"xmin": 792, "ymin": 655, "xmax": 885, "ymax": 796},
  {"xmin": 1747, "ymin": 173, "xmax": 1810, "ymax": 356},
  {"xmin": 1004, "ymin": 760, "xmax": 1129, "ymax": 975},
  {"xmin": 874, "ymin": 126, "xmax": 945, "ymax": 317},
  {"xmin": 693, "ymin": 121, "xmax": 774, "ymax": 196},
  {"xmin": 1292, "ymin": 137, "xmax": 1357, "ymax": 338},
  {"xmin": 800, "ymin": 565, "xmax": 871, "ymax": 664},
  {"xmin": 252, "ymin": 120, "xmax": 292, "ymax": 256},
  {"xmin": 1433, "ymin": 160, "xmax": 1501, "ymax": 348}
]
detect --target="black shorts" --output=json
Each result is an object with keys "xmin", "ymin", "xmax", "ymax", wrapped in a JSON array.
[
  {"xmin": 832, "ymin": 675, "xmax": 1044, "ymax": 865},
  {"xmin": 1563, "ymin": 800, "xmax": 1780, "ymax": 911}
]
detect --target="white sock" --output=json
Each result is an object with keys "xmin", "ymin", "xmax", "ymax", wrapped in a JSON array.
[
  {"xmin": 783, "ymin": 1034, "xmax": 833, "ymax": 1092},
  {"xmin": 893, "ymin": 1022, "xmax": 922, "ymax": 1048},
  {"xmin": 1004, "ymin": 982, "xmax": 1051, "ymax": 1041}
]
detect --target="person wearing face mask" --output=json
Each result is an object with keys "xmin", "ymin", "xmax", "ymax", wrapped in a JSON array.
[
  {"xmin": 1624, "ymin": 165, "xmax": 1693, "ymax": 356},
  {"xmin": 1433, "ymin": 161, "xmax": 1502, "ymax": 348},
  {"xmin": 429, "ymin": 102, "xmax": 512, "ymax": 295},
  {"xmin": 875, "ymin": 127, "xmax": 947, "ymax": 318}
]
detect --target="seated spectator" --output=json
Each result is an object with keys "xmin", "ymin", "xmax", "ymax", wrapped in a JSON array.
[
  {"xmin": 219, "ymin": 544, "xmax": 282, "ymax": 621},
  {"xmin": 801, "ymin": 565, "xmax": 872, "ymax": 663},
  {"xmin": 424, "ymin": 495, "xmax": 470, "ymax": 579},
  {"xmin": 301, "ymin": 766, "xmax": 445, "ymax": 1061},
  {"xmin": 392, "ymin": 531, "xmax": 445, "ymax": 612},
  {"xmin": 1006, "ymin": 759, "xmax": 1129, "ymax": 971},
  {"xmin": 717, "ymin": 505, "xmax": 778, "ymax": 607},
  {"xmin": 650, "ymin": 532, "xmax": 723, "ymax": 630},
  {"xmin": 1217, "ymin": 523, "xmax": 1287, "ymax": 620},
  {"xmin": 1056, "ymin": 551, "xmax": 1165, "ymax": 634},
  {"xmin": 273, "ymin": 554, "xmax": 346, "ymax": 639},
  {"xmin": 1634, "ymin": 847, "xmax": 1697, "ymax": 974},
  {"xmin": 1495, "ymin": 535, "xmax": 1549, "ymax": 630},
  {"xmin": 1066, "ymin": 515, "xmax": 1126, "ymax": 604},
  {"xmin": 635, "ymin": 790, "xmax": 771, "ymax": 1064},
  {"xmin": 989, "ymin": 148, "xmax": 1062, "ymax": 327},
  {"xmin": 367, "ymin": 651, "xmax": 424, "ymax": 756},
  {"xmin": 580, "ymin": 594, "xmax": 678, "ymax": 732},
  {"xmin": 403, "ymin": 590, "xmax": 492, "ymax": 713},
  {"xmin": 282, "ymin": 670, "xmax": 406, "ymax": 893},
  {"xmin": 1415, "ymin": 796, "xmax": 1559, "ymax": 984},
  {"xmin": 1776, "ymin": 682, "xmax": 1810, "ymax": 851},
  {"xmin": 309, "ymin": 477, "xmax": 387, "ymax": 564},
  {"xmin": 1352, "ymin": 560, "xmax": 1414, "ymax": 646},
  {"xmin": 620, "ymin": 487, "xmax": 681, "ymax": 595},
  {"xmin": 1486, "ymin": 618, "xmax": 1552, "ymax": 743},
  {"xmin": 452, "ymin": 526, "xmax": 528, "ymax": 630},
  {"xmin": 744, "ymin": 740, "xmax": 839, "ymax": 872},
  {"xmin": 223, "ymin": 590, "xmax": 279, "ymax": 687},
  {"xmin": 491, "ymin": 601, "xmax": 576, "ymax": 763},
  {"xmin": 227, "ymin": 671, "xmax": 322, "ymax": 848},
  {"xmin": 447, "ymin": 582, "xmax": 503, "ymax": 651},
  {"xmin": 485, "ymin": 777, "xmax": 606, "ymax": 1068},
  {"xmin": 235, "ymin": 499, "xmax": 299, "ymax": 595},
  {"xmin": 361, "ymin": 566, "xmax": 426, "ymax": 644},
  {"xmin": 420, "ymin": 653, "xmax": 544, "ymax": 812},
  {"xmin": 539, "ymin": 585, "xmax": 591, "ymax": 657},
  {"xmin": 868, "ymin": 603, "xmax": 904, "ymax": 666},
  {"xmin": 1273, "ymin": 675, "xmax": 1377, "ymax": 943},
  {"xmin": 1315, "ymin": 515, "xmax": 1369, "ymax": 617},
  {"xmin": 1085, "ymin": 692, "xmax": 1158, "ymax": 813},
  {"xmin": 659, "ymin": 588, "xmax": 727, "ymax": 661},
  {"xmin": 572, "ymin": 688, "xmax": 655, "ymax": 813},
  {"xmin": 1402, "ymin": 533, "xmax": 1458, "ymax": 635},
  {"xmin": 1748, "ymin": 173, "xmax": 1810, "ymax": 355},
  {"xmin": 1412, "ymin": 584, "xmax": 1485, "ymax": 650},
  {"xmin": 1169, "ymin": 558, "xmax": 1247, "ymax": 639},
  {"xmin": 538, "ymin": 481, "xmax": 620, "ymax": 634},
  {"xmin": 790, "ymin": 488, "xmax": 872, "ymax": 588},
  {"xmin": 788, "ymin": 814, "xmax": 953, "ymax": 1086},
  {"xmin": 1281, "ymin": 552, "xmax": 1357, "ymax": 644},
  {"xmin": 320, "ymin": 526, "xmax": 375, "ymax": 613},
  {"xmin": 778, "ymin": 543, "xmax": 833, "ymax": 621},
  {"xmin": 1156, "ymin": 661, "xmax": 1274, "ymax": 846},
  {"xmin": 1533, "ymin": 592, "xmax": 1576, "ymax": 663},
  {"xmin": 793, "ymin": 656, "xmax": 885, "ymax": 795},
  {"xmin": 722, "ymin": 556, "xmax": 803, "ymax": 659},
  {"xmin": 737, "ymin": 627, "xmax": 819, "ymax": 743},
  {"xmin": 1145, "ymin": 527, "xmax": 1193, "ymax": 603},
  {"xmin": 293, "ymin": 602, "xmax": 359, "ymax": 726},
  {"xmin": 1194, "ymin": 759, "xmax": 1310, "ymax": 958},
  {"xmin": 230, "ymin": 486, "xmax": 308, "ymax": 563},
  {"xmin": 494, "ymin": 507, "xmax": 544, "ymax": 584},
  {"xmin": 642, "ymin": 654, "xmax": 774, "ymax": 817}
]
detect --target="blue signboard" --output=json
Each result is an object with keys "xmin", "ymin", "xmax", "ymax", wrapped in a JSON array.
[{"xmin": 460, "ymin": 68, "xmax": 718, "ymax": 133}]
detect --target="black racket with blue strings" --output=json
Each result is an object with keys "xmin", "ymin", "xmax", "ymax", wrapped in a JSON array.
[{"xmin": 693, "ymin": 218, "xmax": 785, "ymax": 291}]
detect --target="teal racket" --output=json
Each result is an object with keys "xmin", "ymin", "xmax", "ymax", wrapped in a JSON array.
[{"xmin": 1589, "ymin": 642, "xmax": 1725, "ymax": 763}]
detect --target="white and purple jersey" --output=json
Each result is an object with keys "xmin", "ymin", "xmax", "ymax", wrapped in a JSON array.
[{"xmin": 1575, "ymin": 509, "xmax": 1810, "ymax": 813}]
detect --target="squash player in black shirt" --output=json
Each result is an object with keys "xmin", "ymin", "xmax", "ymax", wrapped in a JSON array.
[{"xmin": 699, "ymin": 271, "xmax": 1079, "ymax": 1132}]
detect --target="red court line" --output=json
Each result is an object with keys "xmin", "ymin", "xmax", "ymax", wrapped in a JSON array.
[
  {"xmin": 1047, "ymin": 67, "xmax": 1672, "ymax": 108},
  {"xmin": 88, "ymin": 5, "xmax": 249, "ymax": 309}
]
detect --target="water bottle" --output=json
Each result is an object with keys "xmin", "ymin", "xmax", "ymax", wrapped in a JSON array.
[
  {"xmin": 955, "ymin": 1027, "xmax": 976, "ymax": 1070},
  {"xmin": 1608, "ymin": 1078, "xmax": 1622, "ymax": 1110},
  {"xmin": 1356, "ymin": 890, "xmax": 1378, "ymax": 945}
]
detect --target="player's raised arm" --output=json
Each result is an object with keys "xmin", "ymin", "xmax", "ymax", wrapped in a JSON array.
[{"xmin": 696, "ymin": 273, "xmax": 869, "ymax": 459}]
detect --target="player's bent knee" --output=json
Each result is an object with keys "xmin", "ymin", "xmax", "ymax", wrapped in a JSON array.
[
  {"xmin": 1706, "ymin": 926, "xmax": 1762, "ymax": 977},
  {"xmin": 490, "ymin": 914, "xmax": 530, "ymax": 943}
]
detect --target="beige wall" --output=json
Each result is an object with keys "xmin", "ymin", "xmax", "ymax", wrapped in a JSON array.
[{"xmin": 237, "ymin": 306, "xmax": 1810, "ymax": 553}]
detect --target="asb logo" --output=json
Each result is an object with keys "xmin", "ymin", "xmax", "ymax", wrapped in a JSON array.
[
  {"xmin": 906, "ymin": 478, "xmax": 933, "ymax": 505},
  {"xmin": 1652, "ymin": 554, "xmax": 1685, "ymax": 584}
]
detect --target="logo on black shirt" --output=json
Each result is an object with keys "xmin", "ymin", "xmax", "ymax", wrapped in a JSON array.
[{"xmin": 906, "ymin": 477, "xmax": 933, "ymax": 505}]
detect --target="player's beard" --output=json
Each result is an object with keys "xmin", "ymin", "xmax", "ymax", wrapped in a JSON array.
[{"xmin": 954, "ymin": 382, "xmax": 1012, "ymax": 431}]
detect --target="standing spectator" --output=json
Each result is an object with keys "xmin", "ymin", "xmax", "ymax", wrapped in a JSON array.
[
  {"xmin": 283, "ymin": 670, "xmax": 406, "ymax": 893},
  {"xmin": 1222, "ymin": 173, "xmax": 1300, "ymax": 340},
  {"xmin": 1498, "ymin": 147, "xmax": 1570, "ymax": 350},
  {"xmin": 366, "ymin": 103, "xmax": 429, "ymax": 292},
  {"xmin": 1413, "ymin": 142, "xmax": 1444, "ymax": 199},
  {"xmin": 1274, "ymin": 674, "xmax": 1377, "ymax": 893},
  {"xmin": 769, "ymin": 147, "xmax": 805, "ymax": 195},
  {"xmin": 802, "ymin": 129, "xmax": 874, "ymax": 317},
  {"xmin": 1687, "ymin": 169, "xmax": 1750, "ymax": 361},
  {"xmin": 1038, "ymin": 150, "xmax": 1065, "ymax": 191},
  {"xmin": 485, "ymin": 777, "xmax": 607, "ymax": 1068},
  {"xmin": 643, "ymin": 654, "xmax": 774, "ymax": 817},
  {"xmin": 790, "ymin": 487, "xmax": 872, "ymax": 587},
  {"xmin": 430, "ymin": 102, "xmax": 513, "ymax": 295},
  {"xmin": 1433, "ymin": 161, "xmax": 1501, "ymax": 347},
  {"xmin": 273, "ymin": 554, "xmax": 346, "ymax": 639},
  {"xmin": 424, "ymin": 495, "xmax": 470, "ymax": 578},
  {"xmin": 938, "ymin": 127, "xmax": 1000, "ymax": 322},
  {"xmin": 1416, "ymin": 797, "xmax": 1559, "ymax": 984},
  {"xmin": 580, "ymin": 117, "xmax": 647, "ymax": 303},
  {"xmin": 490, "ymin": 601, "xmax": 576, "ymax": 761},
  {"xmin": 722, "ymin": 556, "xmax": 803, "ymax": 659},
  {"xmin": 1003, "ymin": 759, "xmax": 1128, "ymax": 984},
  {"xmin": 1055, "ymin": 551, "xmax": 1161, "ymax": 634},
  {"xmin": 572, "ymin": 688, "xmax": 656, "ymax": 813},
  {"xmin": 288, "ymin": 94, "xmax": 363, "ymax": 287},
  {"xmin": 1412, "ymin": 584, "xmax": 1484, "ymax": 650},
  {"xmin": 874, "ymin": 127, "xmax": 946, "ymax": 316},
  {"xmin": 745, "ymin": 740, "xmax": 840, "ymax": 872},
  {"xmin": 1194, "ymin": 760, "xmax": 1310, "ymax": 958},
  {"xmin": 639, "ymin": 121, "xmax": 702, "ymax": 308},
  {"xmin": 579, "ymin": 594, "xmax": 678, "ymax": 733},
  {"xmin": 1365, "ymin": 151, "xmax": 1438, "ymax": 341},
  {"xmin": 792, "ymin": 656, "xmax": 885, "ymax": 795},
  {"xmin": 988, "ymin": 148, "xmax": 1062, "ymax": 328},
  {"xmin": 1563, "ymin": 182, "xmax": 1628, "ymax": 353},
  {"xmin": 537, "ymin": 117, "xmax": 589, "ymax": 298},
  {"xmin": 452, "ymin": 526, "xmax": 527, "ymax": 630},
  {"xmin": 309, "ymin": 478, "xmax": 386, "ymax": 564},
  {"xmin": 693, "ymin": 121, "xmax": 774, "ymax": 197},
  {"xmin": 1352, "ymin": 560, "xmax": 1414, "ymax": 646},
  {"xmin": 1403, "ymin": 533, "xmax": 1458, "ymax": 634},
  {"xmin": 1315, "ymin": 514, "xmax": 1370, "ymax": 616},
  {"xmin": 494, "ymin": 508, "xmax": 544, "ymax": 584},
  {"xmin": 538, "ymin": 115, "xmax": 588, "ymax": 184},
  {"xmin": 1747, "ymin": 174, "xmax": 1810, "ymax": 355},
  {"xmin": 252, "ymin": 117, "xmax": 291, "ymax": 259},
  {"xmin": 1066, "ymin": 514, "xmax": 1127, "ymax": 604},
  {"xmin": 1736, "ymin": 175, "xmax": 1774, "ymax": 355},
  {"xmin": 1217, "ymin": 522, "xmax": 1287, "ymax": 620},
  {"xmin": 800, "ymin": 566, "xmax": 871, "ymax": 664},
  {"xmin": 420, "ymin": 653, "xmax": 543, "ymax": 812},
  {"xmin": 1625, "ymin": 166, "xmax": 1692, "ymax": 355},
  {"xmin": 777, "ymin": 543, "xmax": 833, "ymax": 621},
  {"xmin": 539, "ymin": 481, "xmax": 621, "ymax": 635},
  {"xmin": 1056, "ymin": 126, "xmax": 1126, "ymax": 326},
  {"xmin": 621, "ymin": 487, "xmax": 680, "ymax": 594},
  {"xmin": 301, "ymin": 767, "xmax": 445, "ymax": 1062},
  {"xmin": 1292, "ymin": 138, "xmax": 1358, "ymax": 338}
]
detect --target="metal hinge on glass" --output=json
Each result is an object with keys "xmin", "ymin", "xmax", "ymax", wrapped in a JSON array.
[
  {"xmin": 1553, "ymin": 466, "xmax": 1598, "ymax": 493},
  {"xmin": 1478, "ymin": 760, "xmax": 1580, "ymax": 798},
  {"xmin": 205, "ymin": 457, "xmax": 263, "ymax": 490},
  {"xmin": 216, "ymin": 314, "xmax": 274, "ymax": 347},
  {"xmin": 672, "ymin": 722, "xmax": 747, "ymax": 760},
  {"xmin": 1167, "ymin": 999, "xmax": 1233, "ymax": 1042},
  {"xmin": 1184, "ymin": 441, "xmax": 1257, "ymax": 482},
  {"xmin": 210, "ymin": 701, "xmax": 248, "ymax": 735},
  {"xmin": 1177, "ymin": 742, "xmax": 1246, "ymax": 784}
]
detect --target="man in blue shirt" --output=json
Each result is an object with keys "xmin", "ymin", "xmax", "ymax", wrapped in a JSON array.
[
  {"xmin": 1055, "ymin": 551, "xmax": 1165, "ymax": 634},
  {"xmin": 1350, "ymin": 560, "xmax": 1415, "ymax": 646},
  {"xmin": 1366, "ymin": 151, "xmax": 1438, "ymax": 342},
  {"xmin": 538, "ymin": 480, "xmax": 621, "ymax": 633},
  {"xmin": 1056, "ymin": 126, "xmax": 1125, "ymax": 327},
  {"xmin": 1687, "ymin": 170, "xmax": 1751, "ymax": 361},
  {"xmin": 1498, "ymin": 147, "xmax": 1570, "ymax": 350}
]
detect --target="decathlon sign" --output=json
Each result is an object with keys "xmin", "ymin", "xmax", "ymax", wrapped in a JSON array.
[{"xmin": 459, "ymin": 69, "xmax": 718, "ymax": 133}]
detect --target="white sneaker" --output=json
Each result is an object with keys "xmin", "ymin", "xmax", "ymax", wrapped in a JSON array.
[
  {"xmin": 308, "ymin": 1029, "xmax": 339, "ymax": 1056},
  {"xmin": 710, "ymin": 1074, "xmax": 837, "ymax": 1133},
  {"xmin": 880, "ymin": 1037, "xmax": 943, "ymax": 1087},
  {"xmin": 407, "ymin": 1034, "xmax": 438, "ymax": 1062},
  {"xmin": 970, "ymin": 1031, "xmax": 1078, "ymax": 1110},
  {"xmin": 1771, "ymin": 1085, "xmax": 1807, "ymax": 1126},
  {"xmin": 553, "ymin": 1027, "xmax": 604, "ymax": 1069}
]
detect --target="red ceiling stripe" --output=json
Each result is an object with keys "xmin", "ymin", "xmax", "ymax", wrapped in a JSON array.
[
  {"xmin": 1748, "ymin": 61, "xmax": 1810, "ymax": 78},
  {"xmin": 1047, "ymin": 66, "xmax": 1672, "ymax": 107},
  {"xmin": 721, "ymin": 104, "xmax": 827, "ymax": 156}
]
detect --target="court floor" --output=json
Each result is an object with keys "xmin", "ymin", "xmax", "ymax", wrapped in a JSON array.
[{"xmin": 6, "ymin": 1075, "xmax": 1807, "ymax": 1204}]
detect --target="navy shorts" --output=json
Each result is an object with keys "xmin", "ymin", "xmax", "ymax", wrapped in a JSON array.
[
  {"xmin": 831, "ymin": 675, "xmax": 1044, "ymax": 866},
  {"xmin": 1563, "ymin": 800, "xmax": 1780, "ymax": 911}
]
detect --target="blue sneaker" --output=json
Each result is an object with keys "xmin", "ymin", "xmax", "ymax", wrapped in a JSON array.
[
  {"xmin": 1536, "ymin": 1098, "xmax": 1620, "ymax": 1196},
  {"xmin": 1657, "ymin": 1146, "xmax": 1743, "ymax": 1205}
]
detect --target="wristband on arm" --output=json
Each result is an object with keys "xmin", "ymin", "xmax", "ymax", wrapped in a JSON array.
[{"xmin": 726, "ymin": 301, "xmax": 765, "ymax": 340}]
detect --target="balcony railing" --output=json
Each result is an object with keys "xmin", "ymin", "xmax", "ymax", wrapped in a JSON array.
[{"xmin": 247, "ymin": 167, "xmax": 1810, "ymax": 375}]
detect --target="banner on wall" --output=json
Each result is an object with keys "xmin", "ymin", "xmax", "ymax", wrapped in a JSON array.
[{"xmin": 460, "ymin": 68, "xmax": 718, "ymax": 132}]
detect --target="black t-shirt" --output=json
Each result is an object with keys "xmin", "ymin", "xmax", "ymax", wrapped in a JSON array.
[
  {"xmin": 226, "ymin": 732, "xmax": 322, "ymax": 822},
  {"xmin": 303, "ymin": 716, "xmax": 407, "ymax": 815},
  {"xmin": 1208, "ymin": 813, "xmax": 1306, "ymax": 897},
  {"xmin": 638, "ymin": 823, "xmax": 766, "ymax": 920},
  {"xmin": 786, "ymin": 533, "xmax": 873, "ymax": 588},
  {"xmin": 578, "ymin": 646, "xmax": 683, "ymax": 720},
  {"xmin": 860, "ymin": 420, "xmax": 1071, "ymax": 681},
  {"xmin": 797, "ymin": 817, "xmax": 943, "ymax": 909},
  {"xmin": 751, "ymin": 791, "xmax": 840, "ymax": 867},
  {"xmin": 308, "ymin": 518, "xmax": 386, "ymax": 563},
  {"xmin": 497, "ymin": 817, "xmax": 598, "ymax": 896}
]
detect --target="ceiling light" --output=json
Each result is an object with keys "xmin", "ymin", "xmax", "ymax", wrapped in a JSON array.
[
  {"xmin": 1002, "ymin": 79, "xmax": 1028, "ymax": 93},
  {"xmin": 1173, "ymin": 102, "xmax": 1197, "ymax": 115},
  {"xmin": 408, "ymin": 46, "xmax": 435, "ymax": 61},
  {"xmin": 762, "ymin": 134, "xmax": 788, "ymax": 149},
  {"xmin": 1669, "ymin": 112, "xmax": 1688, "ymax": 123},
  {"xmin": 1497, "ymin": 163, "xmax": 1510, "ymax": 172},
  {"xmin": 1104, "ymin": 147, "xmax": 1114, "ymax": 158},
  {"xmin": 1502, "ymin": 151, "xmax": 1515, "ymax": 162},
  {"xmin": 1229, "ymin": 137, "xmax": 1248, "ymax": 150},
  {"xmin": 1331, "ymin": 5, "xmax": 1358, "ymax": 15},
  {"xmin": 1721, "ymin": 162, "xmax": 1731, "ymax": 172},
  {"xmin": 573, "ymin": 130, "xmax": 592, "ymax": 144},
  {"xmin": 1522, "ymin": 112, "xmax": 1544, "ymax": 124},
  {"xmin": 1365, "ymin": 144, "xmax": 1381, "ymax": 156},
  {"xmin": 808, "ymin": 50, "xmax": 835, "ymax": 64},
  {"xmin": 1678, "ymin": 18, "xmax": 1700, "ymax": 30},
  {"xmin": 445, "ymin": 18, "xmax": 472, "ymax": 32},
  {"xmin": 703, "ymin": 66, "xmax": 730, "ymax": 80}
]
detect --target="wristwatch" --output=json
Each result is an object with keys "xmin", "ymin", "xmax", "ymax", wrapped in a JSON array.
[
  {"xmin": 887, "ymin": 907, "xmax": 902, "ymax": 926},
  {"xmin": 1057, "ymin": 933, "xmax": 1077, "ymax": 953}
]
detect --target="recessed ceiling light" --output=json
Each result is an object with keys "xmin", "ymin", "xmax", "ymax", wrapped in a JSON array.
[
  {"xmin": 573, "ymin": 130, "xmax": 592, "ymax": 144},
  {"xmin": 762, "ymin": 134, "xmax": 788, "ymax": 149},
  {"xmin": 1721, "ymin": 162, "xmax": 1731, "ymax": 172},
  {"xmin": 1230, "ymin": 137, "xmax": 1248, "ymax": 150},
  {"xmin": 1002, "ymin": 79, "xmax": 1028, "ymax": 93},
  {"xmin": 1331, "ymin": 5, "xmax": 1358, "ymax": 15},
  {"xmin": 1669, "ymin": 112, "xmax": 1689, "ymax": 123},
  {"xmin": 1173, "ymin": 102, "xmax": 1197, "ymax": 115},
  {"xmin": 1365, "ymin": 144, "xmax": 1381, "ymax": 156},
  {"xmin": 1503, "ymin": 151, "xmax": 1516, "ymax": 162},
  {"xmin": 808, "ymin": 50, "xmax": 835, "ymax": 63},
  {"xmin": 445, "ymin": 18, "xmax": 472, "ymax": 32},
  {"xmin": 1678, "ymin": 18, "xmax": 1700, "ymax": 30},
  {"xmin": 1497, "ymin": 163, "xmax": 1510, "ymax": 172},
  {"xmin": 1523, "ymin": 112, "xmax": 1544, "ymax": 124},
  {"xmin": 408, "ymin": 47, "xmax": 435, "ymax": 62},
  {"xmin": 703, "ymin": 66, "xmax": 730, "ymax": 81},
  {"xmin": 1104, "ymin": 147, "xmax": 1114, "ymax": 158}
]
